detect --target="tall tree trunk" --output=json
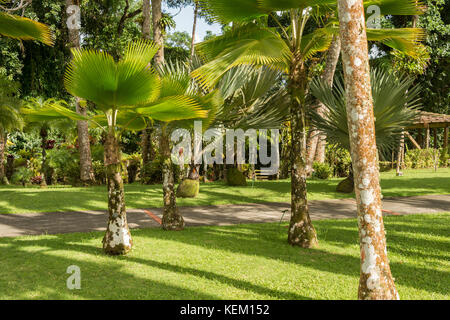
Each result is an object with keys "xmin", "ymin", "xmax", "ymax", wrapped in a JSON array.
[
  {"xmin": 102, "ymin": 130, "xmax": 132, "ymax": 255},
  {"xmin": 141, "ymin": 0, "xmax": 155, "ymax": 178},
  {"xmin": 40, "ymin": 127, "xmax": 48, "ymax": 188},
  {"xmin": 160, "ymin": 126, "xmax": 185, "ymax": 230},
  {"xmin": 142, "ymin": 0, "xmax": 151, "ymax": 39},
  {"xmin": 0, "ymin": 130, "xmax": 7, "ymax": 185},
  {"xmin": 338, "ymin": 0, "xmax": 398, "ymax": 300},
  {"xmin": 287, "ymin": 58, "xmax": 318, "ymax": 248},
  {"xmin": 306, "ymin": 35, "xmax": 341, "ymax": 173},
  {"xmin": 151, "ymin": 0, "xmax": 164, "ymax": 64},
  {"xmin": 190, "ymin": 1, "xmax": 198, "ymax": 60},
  {"xmin": 66, "ymin": 0, "xmax": 95, "ymax": 185}
]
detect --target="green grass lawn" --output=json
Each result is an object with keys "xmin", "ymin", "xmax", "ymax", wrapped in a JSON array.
[
  {"xmin": 0, "ymin": 213, "xmax": 448, "ymax": 299},
  {"xmin": 0, "ymin": 168, "xmax": 449, "ymax": 214}
]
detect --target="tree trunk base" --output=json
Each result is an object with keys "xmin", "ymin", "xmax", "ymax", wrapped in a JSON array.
[
  {"xmin": 102, "ymin": 217, "xmax": 133, "ymax": 255},
  {"xmin": 288, "ymin": 220, "xmax": 318, "ymax": 248},
  {"xmin": 162, "ymin": 210, "xmax": 185, "ymax": 231}
]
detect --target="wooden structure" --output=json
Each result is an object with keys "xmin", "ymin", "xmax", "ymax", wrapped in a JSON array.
[{"xmin": 396, "ymin": 111, "xmax": 449, "ymax": 176}]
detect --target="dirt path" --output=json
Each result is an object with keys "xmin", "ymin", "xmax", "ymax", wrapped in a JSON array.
[{"xmin": 0, "ymin": 194, "xmax": 448, "ymax": 237}]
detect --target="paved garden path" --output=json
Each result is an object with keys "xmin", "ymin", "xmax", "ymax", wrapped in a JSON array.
[{"xmin": 0, "ymin": 194, "xmax": 448, "ymax": 237}]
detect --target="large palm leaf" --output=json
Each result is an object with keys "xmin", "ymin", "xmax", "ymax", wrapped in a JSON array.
[
  {"xmin": 309, "ymin": 68, "xmax": 421, "ymax": 156},
  {"xmin": 0, "ymin": 12, "xmax": 54, "ymax": 46}
]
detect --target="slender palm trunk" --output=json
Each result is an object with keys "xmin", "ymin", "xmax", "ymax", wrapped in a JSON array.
[
  {"xmin": 338, "ymin": 0, "xmax": 398, "ymax": 299},
  {"xmin": 287, "ymin": 58, "xmax": 318, "ymax": 248},
  {"xmin": 306, "ymin": 35, "xmax": 341, "ymax": 172},
  {"xmin": 160, "ymin": 126, "xmax": 184, "ymax": 230},
  {"xmin": 66, "ymin": 0, "xmax": 95, "ymax": 185},
  {"xmin": 151, "ymin": 0, "xmax": 164, "ymax": 64},
  {"xmin": 0, "ymin": 130, "xmax": 7, "ymax": 184},
  {"xmin": 190, "ymin": 1, "xmax": 198, "ymax": 60},
  {"xmin": 102, "ymin": 130, "xmax": 132, "ymax": 255}
]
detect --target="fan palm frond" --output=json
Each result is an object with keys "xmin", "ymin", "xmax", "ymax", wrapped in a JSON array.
[
  {"xmin": 0, "ymin": 12, "xmax": 54, "ymax": 45},
  {"xmin": 310, "ymin": 68, "xmax": 420, "ymax": 156}
]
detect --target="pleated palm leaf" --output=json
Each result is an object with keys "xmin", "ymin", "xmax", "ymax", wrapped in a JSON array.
[
  {"xmin": 25, "ymin": 41, "xmax": 208, "ymax": 255},
  {"xmin": 309, "ymin": 68, "xmax": 420, "ymax": 157},
  {"xmin": 0, "ymin": 11, "xmax": 54, "ymax": 45},
  {"xmin": 191, "ymin": 0, "xmax": 425, "ymax": 248}
]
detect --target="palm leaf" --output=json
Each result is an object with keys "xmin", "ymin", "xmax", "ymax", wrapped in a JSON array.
[
  {"xmin": 192, "ymin": 24, "xmax": 290, "ymax": 89},
  {"xmin": 310, "ymin": 68, "xmax": 420, "ymax": 156},
  {"xmin": 136, "ymin": 96, "xmax": 208, "ymax": 122},
  {"xmin": 21, "ymin": 98, "xmax": 87, "ymax": 122},
  {"xmin": 366, "ymin": 28, "xmax": 426, "ymax": 57},
  {"xmin": 65, "ymin": 43, "xmax": 160, "ymax": 110},
  {"xmin": 0, "ymin": 12, "xmax": 54, "ymax": 46}
]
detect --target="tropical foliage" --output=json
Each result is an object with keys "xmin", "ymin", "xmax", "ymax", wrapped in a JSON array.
[{"xmin": 309, "ymin": 68, "xmax": 421, "ymax": 156}]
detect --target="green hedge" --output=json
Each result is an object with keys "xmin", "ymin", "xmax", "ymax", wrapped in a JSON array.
[{"xmin": 404, "ymin": 148, "xmax": 449, "ymax": 169}]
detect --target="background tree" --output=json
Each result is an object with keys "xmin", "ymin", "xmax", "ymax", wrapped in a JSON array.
[
  {"xmin": 338, "ymin": 0, "xmax": 398, "ymax": 299},
  {"xmin": 66, "ymin": 0, "xmax": 95, "ymax": 185}
]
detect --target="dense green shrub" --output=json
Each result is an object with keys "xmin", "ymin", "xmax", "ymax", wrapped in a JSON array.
[
  {"xmin": 176, "ymin": 179, "xmax": 200, "ymax": 198},
  {"xmin": 312, "ymin": 162, "xmax": 332, "ymax": 180},
  {"xmin": 226, "ymin": 167, "xmax": 247, "ymax": 186},
  {"xmin": 92, "ymin": 160, "xmax": 106, "ymax": 184},
  {"xmin": 379, "ymin": 161, "xmax": 393, "ymax": 172},
  {"xmin": 325, "ymin": 145, "xmax": 352, "ymax": 177},
  {"xmin": 46, "ymin": 146, "xmax": 80, "ymax": 184},
  {"xmin": 404, "ymin": 148, "xmax": 447, "ymax": 169},
  {"xmin": 11, "ymin": 166, "xmax": 33, "ymax": 186}
]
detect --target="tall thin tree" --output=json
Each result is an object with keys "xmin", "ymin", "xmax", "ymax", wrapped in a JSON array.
[
  {"xmin": 338, "ymin": 0, "xmax": 399, "ymax": 299},
  {"xmin": 151, "ymin": 0, "xmax": 164, "ymax": 64},
  {"xmin": 66, "ymin": 0, "xmax": 95, "ymax": 185},
  {"xmin": 141, "ymin": 0, "xmax": 156, "ymax": 174}
]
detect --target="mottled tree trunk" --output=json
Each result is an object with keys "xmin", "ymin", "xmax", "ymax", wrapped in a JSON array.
[
  {"xmin": 102, "ymin": 131, "xmax": 132, "ymax": 255},
  {"xmin": 66, "ymin": 0, "xmax": 95, "ymax": 185},
  {"xmin": 0, "ymin": 130, "xmax": 7, "ymax": 184},
  {"xmin": 151, "ymin": 0, "xmax": 164, "ymax": 64},
  {"xmin": 338, "ymin": 0, "xmax": 398, "ymax": 300},
  {"xmin": 160, "ymin": 127, "xmax": 184, "ymax": 230},
  {"xmin": 279, "ymin": 123, "xmax": 291, "ymax": 179},
  {"xmin": 190, "ymin": 1, "xmax": 198, "ymax": 60},
  {"xmin": 40, "ymin": 127, "xmax": 48, "ymax": 188},
  {"xmin": 306, "ymin": 35, "xmax": 341, "ymax": 173},
  {"xmin": 287, "ymin": 58, "xmax": 318, "ymax": 248}
]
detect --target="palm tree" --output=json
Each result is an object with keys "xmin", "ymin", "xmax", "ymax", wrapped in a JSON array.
[
  {"xmin": 150, "ymin": 59, "xmax": 222, "ymax": 228},
  {"xmin": 0, "ymin": 75, "xmax": 23, "ymax": 184},
  {"xmin": 0, "ymin": 2, "xmax": 53, "ymax": 45},
  {"xmin": 191, "ymin": 0, "xmax": 424, "ymax": 247},
  {"xmin": 24, "ymin": 41, "xmax": 208, "ymax": 255},
  {"xmin": 310, "ymin": 68, "xmax": 420, "ymax": 158}
]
